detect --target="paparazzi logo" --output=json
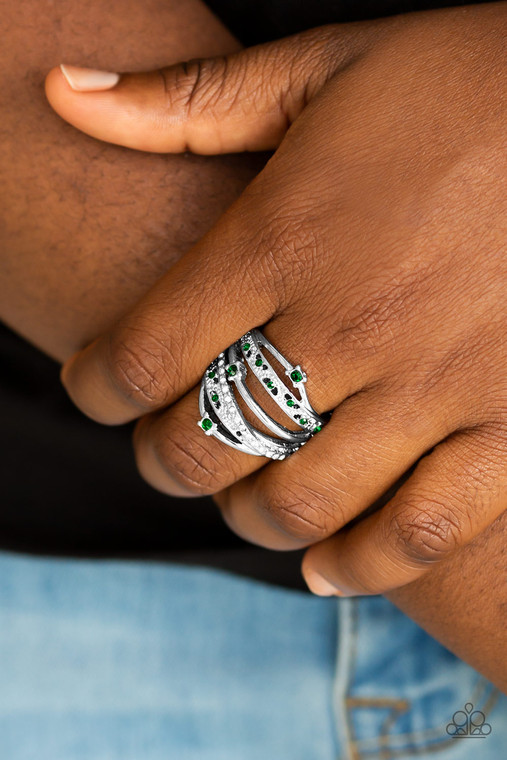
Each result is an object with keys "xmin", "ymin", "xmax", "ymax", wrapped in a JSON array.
[{"xmin": 446, "ymin": 702, "xmax": 492, "ymax": 738}]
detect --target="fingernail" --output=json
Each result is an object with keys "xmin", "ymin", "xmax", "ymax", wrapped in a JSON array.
[
  {"xmin": 303, "ymin": 568, "xmax": 344, "ymax": 597},
  {"xmin": 60, "ymin": 64, "xmax": 120, "ymax": 92}
]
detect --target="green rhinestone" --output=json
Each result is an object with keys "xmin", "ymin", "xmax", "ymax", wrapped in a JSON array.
[
  {"xmin": 201, "ymin": 418, "xmax": 213, "ymax": 431},
  {"xmin": 267, "ymin": 380, "xmax": 274, "ymax": 389},
  {"xmin": 211, "ymin": 393, "xmax": 219, "ymax": 402},
  {"xmin": 286, "ymin": 399, "xmax": 295, "ymax": 408},
  {"xmin": 242, "ymin": 342, "xmax": 251, "ymax": 351},
  {"xmin": 227, "ymin": 364, "xmax": 237, "ymax": 377},
  {"xmin": 255, "ymin": 358, "xmax": 263, "ymax": 367},
  {"xmin": 313, "ymin": 425, "xmax": 322, "ymax": 433},
  {"xmin": 300, "ymin": 418, "xmax": 307, "ymax": 425},
  {"xmin": 207, "ymin": 370, "xmax": 216, "ymax": 379},
  {"xmin": 290, "ymin": 369, "xmax": 303, "ymax": 383}
]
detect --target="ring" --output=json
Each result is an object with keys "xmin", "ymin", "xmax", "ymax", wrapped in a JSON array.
[{"xmin": 197, "ymin": 328, "xmax": 328, "ymax": 459}]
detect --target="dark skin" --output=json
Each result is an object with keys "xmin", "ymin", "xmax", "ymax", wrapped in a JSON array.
[
  {"xmin": 0, "ymin": 0, "xmax": 505, "ymax": 691},
  {"xmin": 0, "ymin": 0, "xmax": 262, "ymax": 360}
]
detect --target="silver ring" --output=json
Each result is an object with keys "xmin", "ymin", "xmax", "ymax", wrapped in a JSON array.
[{"xmin": 197, "ymin": 328, "xmax": 328, "ymax": 459}]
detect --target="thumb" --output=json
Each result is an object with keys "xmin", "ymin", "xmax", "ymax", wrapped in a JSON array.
[{"xmin": 45, "ymin": 27, "xmax": 368, "ymax": 154}]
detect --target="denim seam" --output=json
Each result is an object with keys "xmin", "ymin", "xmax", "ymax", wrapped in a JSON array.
[
  {"xmin": 340, "ymin": 599, "xmax": 500, "ymax": 760},
  {"xmin": 347, "ymin": 676, "xmax": 499, "ymax": 758},
  {"xmin": 332, "ymin": 597, "xmax": 357, "ymax": 760},
  {"xmin": 341, "ymin": 598, "xmax": 381, "ymax": 760},
  {"xmin": 355, "ymin": 675, "xmax": 497, "ymax": 748}
]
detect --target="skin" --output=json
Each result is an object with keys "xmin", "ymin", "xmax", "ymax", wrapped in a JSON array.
[
  {"xmin": 44, "ymin": 3, "xmax": 507, "ymax": 690},
  {"xmin": 0, "ymin": 0, "xmax": 504, "ymax": 690},
  {"xmin": 0, "ymin": 0, "xmax": 262, "ymax": 361}
]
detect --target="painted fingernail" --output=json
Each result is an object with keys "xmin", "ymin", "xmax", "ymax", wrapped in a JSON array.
[
  {"xmin": 303, "ymin": 568, "xmax": 344, "ymax": 597},
  {"xmin": 60, "ymin": 64, "xmax": 120, "ymax": 92}
]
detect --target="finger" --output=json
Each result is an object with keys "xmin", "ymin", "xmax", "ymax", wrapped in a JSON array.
[
  {"xmin": 45, "ymin": 26, "xmax": 373, "ymax": 154},
  {"xmin": 216, "ymin": 385, "xmax": 455, "ymax": 550},
  {"xmin": 59, "ymin": 197, "xmax": 282, "ymax": 424},
  {"xmin": 130, "ymin": 283, "xmax": 406, "ymax": 499},
  {"xmin": 130, "ymin": 308, "xmax": 357, "ymax": 497},
  {"xmin": 132, "ymin": 385, "xmax": 265, "ymax": 498},
  {"xmin": 302, "ymin": 425, "xmax": 507, "ymax": 596}
]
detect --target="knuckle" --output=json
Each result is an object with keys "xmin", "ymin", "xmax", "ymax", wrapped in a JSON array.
[
  {"xmin": 260, "ymin": 481, "xmax": 336, "ymax": 543},
  {"xmin": 474, "ymin": 371, "xmax": 507, "ymax": 427},
  {"xmin": 401, "ymin": 333, "xmax": 484, "ymax": 404},
  {"xmin": 329, "ymin": 297, "xmax": 395, "ymax": 364},
  {"xmin": 151, "ymin": 424, "xmax": 229, "ymax": 495},
  {"xmin": 328, "ymin": 260, "xmax": 436, "ymax": 364},
  {"xmin": 162, "ymin": 56, "xmax": 238, "ymax": 116},
  {"xmin": 251, "ymin": 203, "xmax": 324, "ymax": 307},
  {"xmin": 107, "ymin": 325, "xmax": 176, "ymax": 410},
  {"xmin": 389, "ymin": 499, "xmax": 463, "ymax": 564},
  {"xmin": 474, "ymin": 415, "xmax": 507, "ymax": 446}
]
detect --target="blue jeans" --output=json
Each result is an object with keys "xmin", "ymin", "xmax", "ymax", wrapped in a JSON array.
[{"xmin": 0, "ymin": 552, "xmax": 504, "ymax": 759}]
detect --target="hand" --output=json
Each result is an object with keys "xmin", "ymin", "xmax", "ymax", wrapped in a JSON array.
[
  {"xmin": 0, "ymin": 0, "xmax": 253, "ymax": 360},
  {"xmin": 48, "ymin": 3, "xmax": 507, "ymax": 596}
]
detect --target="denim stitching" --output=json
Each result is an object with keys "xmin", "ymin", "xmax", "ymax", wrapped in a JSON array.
[
  {"xmin": 347, "ymin": 678, "xmax": 499, "ymax": 758},
  {"xmin": 340, "ymin": 598, "xmax": 500, "ymax": 759},
  {"xmin": 332, "ymin": 598, "xmax": 357, "ymax": 760}
]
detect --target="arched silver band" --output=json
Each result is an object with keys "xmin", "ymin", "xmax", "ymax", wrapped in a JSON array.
[{"xmin": 197, "ymin": 328, "xmax": 328, "ymax": 459}]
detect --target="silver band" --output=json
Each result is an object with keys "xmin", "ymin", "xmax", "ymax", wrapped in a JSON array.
[{"xmin": 197, "ymin": 329, "xmax": 327, "ymax": 459}]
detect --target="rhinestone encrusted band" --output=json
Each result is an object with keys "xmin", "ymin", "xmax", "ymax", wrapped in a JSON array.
[{"xmin": 197, "ymin": 328, "xmax": 327, "ymax": 459}]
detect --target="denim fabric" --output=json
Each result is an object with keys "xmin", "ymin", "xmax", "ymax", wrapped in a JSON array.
[
  {"xmin": 333, "ymin": 596, "xmax": 506, "ymax": 759},
  {"xmin": 0, "ymin": 552, "xmax": 504, "ymax": 759}
]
